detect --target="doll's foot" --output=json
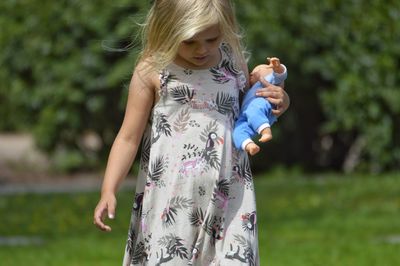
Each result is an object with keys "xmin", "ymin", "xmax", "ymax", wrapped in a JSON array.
[
  {"xmin": 259, "ymin": 128, "xmax": 273, "ymax": 143},
  {"xmin": 245, "ymin": 142, "xmax": 260, "ymax": 156},
  {"xmin": 259, "ymin": 133, "xmax": 272, "ymax": 143}
]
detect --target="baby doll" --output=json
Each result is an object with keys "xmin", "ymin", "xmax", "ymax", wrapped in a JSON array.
[{"xmin": 233, "ymin": 57, "xmax": 287, "ymax": 155}]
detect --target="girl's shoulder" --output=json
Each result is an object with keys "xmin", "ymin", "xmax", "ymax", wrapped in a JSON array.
[{"xmin": 133, "ymin": 59, "xmax": 160, "ymax": 94}]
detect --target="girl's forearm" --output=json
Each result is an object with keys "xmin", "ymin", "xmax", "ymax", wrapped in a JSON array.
[{"xmin": 101, "ymin": 136, "xmax": 140, "ymax": 195}]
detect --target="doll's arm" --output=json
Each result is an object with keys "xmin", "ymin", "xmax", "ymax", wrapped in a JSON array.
[
  {"xmin": 266, "ymin": 57, "xmax": 285, "ymax": 74},
  {"xmin": 249, "ymin": 64, "xmax": 272, "ymax": 86}
]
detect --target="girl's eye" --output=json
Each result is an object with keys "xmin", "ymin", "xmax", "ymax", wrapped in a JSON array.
[
  {"xmin": 183, "ymin": 40, "xmax": 195, "ymax": 45},
  {"xmin": 207, "ymin": 37, "xmax": 219, "ymax": 43}
]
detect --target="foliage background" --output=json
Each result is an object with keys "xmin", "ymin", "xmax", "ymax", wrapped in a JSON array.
[{"xmin": 1, "ymin": 0, "xmax": 399, "ymax": 173}]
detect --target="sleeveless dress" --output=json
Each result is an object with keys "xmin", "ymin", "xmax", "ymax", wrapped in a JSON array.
[{"xmin": 123, "ymin": 44, "xmax": 259, "ymax": 266}]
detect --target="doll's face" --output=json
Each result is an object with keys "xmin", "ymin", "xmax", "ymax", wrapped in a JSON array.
[{"xmin": 250, "ymin": 64, "xmax": 271, "ymax": 85}]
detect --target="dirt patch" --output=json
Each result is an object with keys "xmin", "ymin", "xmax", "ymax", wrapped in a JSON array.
[
  {"xmin": 0, "ymin": 133, "xmax": 50, "ymax": 182},
  {"xmin": 0, "ymin": 133, "xmax": 136, "ymax": 194}
]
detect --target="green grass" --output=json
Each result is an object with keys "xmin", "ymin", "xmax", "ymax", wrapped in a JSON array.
[
  {"xmin": 1, "ymin": 173, "xmax": 400, "ymax": 265},
  {"xmin": 256, "ymin": 173, "xmax": 400, "ymax": 266}
]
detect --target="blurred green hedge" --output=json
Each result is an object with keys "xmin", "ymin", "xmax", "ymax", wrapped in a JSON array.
[
  {"xmin": 237, "ymin": 0, "xmax": 400, "ymax": 173},
  {"xmin": 0, "ymin": 0, "xmax": 147, "ymax": 170},
  {"xmin": 1, "ymin": 0, "xmax": 399, "ymax": 172}
]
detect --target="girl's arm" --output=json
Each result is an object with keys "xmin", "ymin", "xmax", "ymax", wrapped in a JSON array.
[{"xmin": 94, "ymin": 61, "xmax": 157, "ymax": 232}]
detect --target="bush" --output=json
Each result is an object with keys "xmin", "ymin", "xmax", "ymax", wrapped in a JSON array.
[
  {"xmin": 236, "ymin": 0, "xmax": 400, "ymax": 173},
  {"xmin": 0, "ymin": 0, "xmax": 148, "ymax": 170},
  {"xmin": 1, "ymin": 0, "xmax": 399, "ymax": 172}
]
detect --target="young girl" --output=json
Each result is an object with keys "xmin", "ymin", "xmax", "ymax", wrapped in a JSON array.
[{"xmin": 94, "ymin": 0, "xmax": 289, "ymax": 265}]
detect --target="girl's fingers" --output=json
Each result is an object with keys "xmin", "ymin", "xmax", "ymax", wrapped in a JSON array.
[
  {"xmin": 266, "ymin": 96, "xmax": 283, "ymax": 107},
  {"xmin": 255, "ymin": 88, "xmax": 283, "ymax": 100},
  {"xmin": 94, "ymin": 202, "xmax": 112, "ymax": 232},
  {"xmin": 266, "ymin": 97, "xmax": 284, "ymax": 116},
  {"xmin": 255, "ymin": 83, "xmax": 290, "ymax": 116},
  {"xmin": 107, "ymin": 200, "xmax": 116, "ymax": 220},
  {"xmin": 271, "ymin": 104, "xmax": 285, "ymax": 116}
]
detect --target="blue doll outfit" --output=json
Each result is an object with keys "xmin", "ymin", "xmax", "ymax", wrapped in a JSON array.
[{"xmin": 233, "ymin": 65, "xmax": 287, "ymax": 150}]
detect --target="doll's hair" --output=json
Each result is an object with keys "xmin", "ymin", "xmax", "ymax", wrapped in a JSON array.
[{"xmin": 139, "ymin": 0, "xmax": 246, "ymax": 71}]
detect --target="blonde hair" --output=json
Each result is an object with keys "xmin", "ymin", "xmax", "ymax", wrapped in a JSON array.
[{"xmin": 138, "ymin": 0, "xmax": 246, "ymax": 72}]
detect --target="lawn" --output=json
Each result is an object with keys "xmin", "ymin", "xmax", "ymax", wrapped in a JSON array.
[{"xmin": 1, "ymin": 173, "xmax": 399, "ymax": 265}]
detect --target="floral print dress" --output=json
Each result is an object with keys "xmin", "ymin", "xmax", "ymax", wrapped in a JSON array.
[{"xmin": 123, "ymin": 44, "xmax": 259, "ymax": 266}]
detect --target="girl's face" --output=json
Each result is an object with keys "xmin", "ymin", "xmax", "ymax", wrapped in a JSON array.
[{"xmin": 175, "ymin": 24, "xmax": 222, "ymax": 69}]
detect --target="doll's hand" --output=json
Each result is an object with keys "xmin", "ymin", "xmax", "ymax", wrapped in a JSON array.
[
  {"xmin": 266, "ymin": 57, "xmax": 285, "ymax": 74},
  {"xmin": 94, "ymin": 192, "xmax": 117, "ymax": 232},
  {"xmin": 256, "ymin": 79, "xmax": 290, "ymax": 116}
]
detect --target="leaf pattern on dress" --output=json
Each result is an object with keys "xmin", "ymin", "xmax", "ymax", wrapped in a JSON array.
[
  {"xmin": 159, "ymin": 70, "xmax": 177, "ymax": 97},
  {"xmin": 161, "ymin": 196, "xmax": 193, "ymax": 228},
  {"xmin": 173, "ymin": 107, "xmax": 191, "ymax": 133},
  {"xmin": 220, "ymin": 43, "xmax": 232, "ymax": 58},
  {"xmin": 171, "ymin": 85, "xmax": 195, "ymax": 104},
  {"xmin": 210, "ymin": 64, "xmax": 230, "ymax": 84},
  {"xmin": 140, "ymin": 135, "xmax": 151, "ymax": 171},
  {"xmin": 156, "ymin": 234, "xmax": 189, "ymax": 265},
  {"xmin": 147, "ymin": 156, "xmax": 167, "ymax": 188},
  {"xmin": 130, "ymin": 233, "xmax": 152, "ymax": 265},
  {"xmin": 225, "ymin": 234, "xmax": 256, "ymax": 266},
  {"xmin": 216, "ymin": 92, "xmax": 234, "ymax": 115},
  {"xmin": 217, "ymin": 178, "xmax": 230, "ymax": 196},
  {"xmin": 131, "ymin": 241, "xmax": 145, "ymax": 264},
  {"xmin": 126, "ymin": 226, "xmax": 136, "ymax": 258},
  {"xmin": 161, "ymin": 207, "xmax": 178, "ymax": 227},
  {"xmin": 210, "ymin": 59, "xmax": 239, "ymax": 84},
  {"xmin": 202, "ymin": 149, "xmax": 220, "ymax": 171},
  {"xmin": 211, "ymin": 179, "xmax": 231, "ymax": 210},
  {"xmin": 233, "ymin": 154, "xmax": 253, "ymax": 190},
  {"xmin": 189, "ymin": 207, "xmax": 205, "ymax": 227},
  {"xmin": 181, "ymin": 144, "xmax": 202, "ymax": 161},
  {"xmin": 152, "ymin": 112, "xmax": 172, "ymax": 144},
  {"xmin": 202, "ymin": 215, "xmax": 225, "ymax": 245}
]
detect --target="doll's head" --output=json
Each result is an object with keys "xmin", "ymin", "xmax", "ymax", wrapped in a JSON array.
[
  {"xmin": 249, "ymin": 64, "xmax": 272, "ymax": 85},
  {"xmin": 139, "ymin": 0, "xmax": 246, "ymax": 70},
  {"xmin": 249, "ymin": 57, "xmax": 285, "ymax": 85}
]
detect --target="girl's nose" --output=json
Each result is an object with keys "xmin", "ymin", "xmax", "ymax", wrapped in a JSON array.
[{"xmin": 195, "ymin": 43, "xmax": 208, "ymax": 54}]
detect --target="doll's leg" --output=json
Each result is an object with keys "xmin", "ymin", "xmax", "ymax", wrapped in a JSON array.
[
  {"xmin": 244, "ymin": 98, "xmax": 274, "ymax": 133},
  {"xmin": 233, "ymin": 115, "xmax": 260, "ymax": 155},
  {"xmin": 244, "ymin": 142, "xmax": 260, "ymax": 156},
  {"xmin": 259, "ymin": 127, "xmax": 273, "ymax": 142}
]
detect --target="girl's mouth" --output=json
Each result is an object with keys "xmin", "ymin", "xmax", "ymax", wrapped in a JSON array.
[{"xmin": 194, "ymin": 55, "xmax": 208, "ymax": 61}]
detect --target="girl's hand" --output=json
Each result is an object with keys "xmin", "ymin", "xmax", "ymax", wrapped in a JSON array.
[
  {"xmin": 256, "ymin": 79, "xmax": 290, "ymax": 116},
  {"xmin": 93, "ymin": 192, "xmax": 117, "ymax": 232}
]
